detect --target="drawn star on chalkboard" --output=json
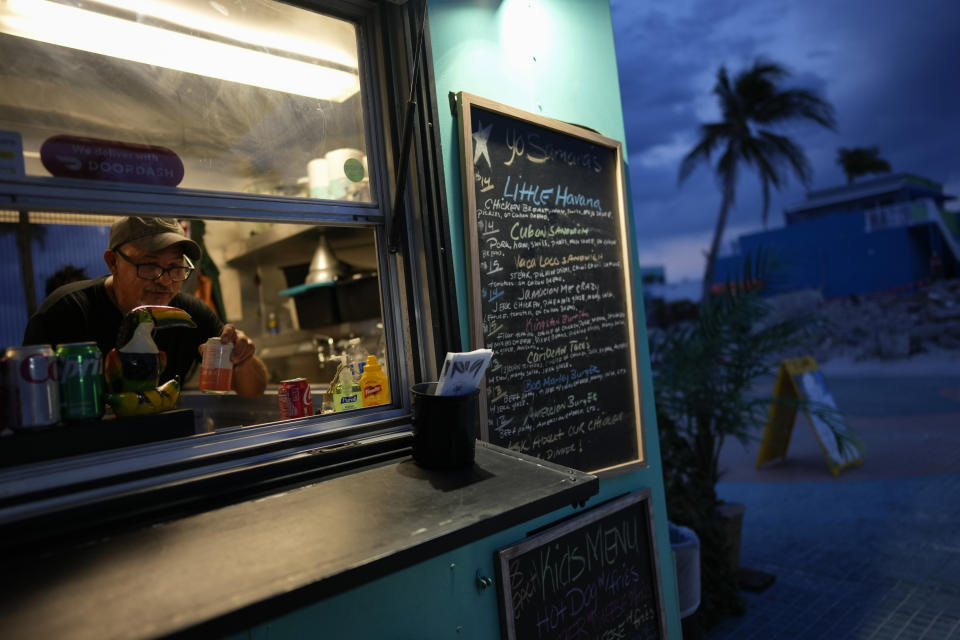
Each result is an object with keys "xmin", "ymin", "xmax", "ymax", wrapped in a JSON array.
[{"xmin": 473, "ymin": 122, "xmax": 492, "ymax": 169}]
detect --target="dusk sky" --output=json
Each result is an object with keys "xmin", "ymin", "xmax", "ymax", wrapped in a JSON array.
[{"xmin": 609, "ymin": 0, "xmax": 960, "ymax": 283}]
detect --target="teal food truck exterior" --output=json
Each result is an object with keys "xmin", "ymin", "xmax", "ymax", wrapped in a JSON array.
[{"xmin": 0, "ymin": 1, "xmax": 682, "ymax": 638}]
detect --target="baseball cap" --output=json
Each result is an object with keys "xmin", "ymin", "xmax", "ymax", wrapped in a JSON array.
[{"xmin": 108, "ymin": 217, "xmax": 201, "ymax": 263}]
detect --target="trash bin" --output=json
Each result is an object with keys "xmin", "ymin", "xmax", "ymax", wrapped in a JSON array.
[{"xmin": 669, "ymin": 522, "xmax": 701, "ymax": 619}]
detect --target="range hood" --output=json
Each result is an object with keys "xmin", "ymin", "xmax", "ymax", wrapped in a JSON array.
[{"xmin": 278, "ymin": 236, "xmax": 344, "ymax": 295}]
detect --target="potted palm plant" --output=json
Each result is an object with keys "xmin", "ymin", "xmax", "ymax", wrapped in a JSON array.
[{"xmin": 650, "ymin": 271, "xmax": 861, "ymax": 637}]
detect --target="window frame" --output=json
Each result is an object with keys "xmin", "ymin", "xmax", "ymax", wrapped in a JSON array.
[{"xmin": 0, "ymin": 0, "xmax": 458, "ymax": 542}]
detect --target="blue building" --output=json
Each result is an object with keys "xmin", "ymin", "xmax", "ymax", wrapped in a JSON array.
[{"xmin": 715, "ymin": 173, "xmax": 959, "ymax": 298}]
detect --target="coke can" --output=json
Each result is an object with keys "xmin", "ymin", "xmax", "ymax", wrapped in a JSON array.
[
  {"xmin": 3, "ymin": 345, "xmax": 60, "ymax": 430},
  {"xmin": 56, "ymin": 341, "xmax": 104, "ymax": 421},
  {"xmin": 278, "ymin": 377, "xmax": 313, "ymax": 418}
]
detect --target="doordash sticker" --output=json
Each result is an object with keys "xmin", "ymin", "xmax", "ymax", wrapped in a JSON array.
[{"xmin": 40, "ymin": 135, "xmax": 184, "ymax": 186}]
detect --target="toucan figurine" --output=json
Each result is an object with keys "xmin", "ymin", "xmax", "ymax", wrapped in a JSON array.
[{"xmin": 104, "ymin": 305, "xmax": 196, "ymax": 393}]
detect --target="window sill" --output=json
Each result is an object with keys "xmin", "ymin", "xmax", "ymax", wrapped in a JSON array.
[
  {"xmin": 0, "ymin": 442, "xmax": 598, "ymax": 639},
  {"xmin": 0, "ymin": 175, "xmax": 381, "ymax": 221}
]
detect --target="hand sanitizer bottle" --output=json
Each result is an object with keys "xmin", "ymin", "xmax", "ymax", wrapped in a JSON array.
[{"xmin": 333, "ymin": 366, "xmax": 362, "ymax": 412}]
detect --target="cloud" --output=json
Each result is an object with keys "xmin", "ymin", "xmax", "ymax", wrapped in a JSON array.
[
  {"xmin": 634, "ymin": 223, "xmax": 758, "ymax": 282},
  {"xmin": 633, "ymin": 133, "xmax": 695, "ymax": 169},
  {"xmin": 612, "ymin": 0, "xmax": 960, "ymax": 274}
]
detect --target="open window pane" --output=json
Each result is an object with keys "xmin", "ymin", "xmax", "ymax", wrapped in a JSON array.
[
  {"xmin": 2, "ymin": 212, "xmax": 391, "ymax": 467},
  {"xmin": 0, "ymin": 0, "xmax": 372, "ymax": 201},
  {"xmin": 190, "ymin": 217, "xmax": 387, "ymax": 428}
]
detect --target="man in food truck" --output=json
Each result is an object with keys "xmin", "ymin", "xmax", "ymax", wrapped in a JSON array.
[{"xmin": 22, "ymin": 216, "xmax": 267, "ymax": 398}]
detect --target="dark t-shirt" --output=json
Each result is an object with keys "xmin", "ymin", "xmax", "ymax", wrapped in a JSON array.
[{"xmin": 23, "ymin": 276, "xmax": 223, "ymax": 384}]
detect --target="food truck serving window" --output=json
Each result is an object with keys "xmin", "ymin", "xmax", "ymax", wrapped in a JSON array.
[{"xmin": 0, "ymin": 0, "xmax": 449, "ymax": 531}]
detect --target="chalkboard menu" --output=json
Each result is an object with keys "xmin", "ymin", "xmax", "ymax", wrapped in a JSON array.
[
  {"xmin": 495, "ymin": 491, "xmax": 666, "ymax": 640},
  {"xmin": 455, "ymin": 92, "xmax": 645, "ymax": 473}
]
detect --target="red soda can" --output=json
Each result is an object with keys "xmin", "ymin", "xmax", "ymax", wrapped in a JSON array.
[
  {"xmin": 278, "ymin": 378, "xmax": 313, "ymax": 418},
  {"xmin": 3, "ymin": 345, "xmax": 61, "ymax": 431}
]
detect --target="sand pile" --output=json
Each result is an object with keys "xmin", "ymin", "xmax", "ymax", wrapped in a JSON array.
[{"xmin": 765, "ymin": 278, "xmax": 960, "ymax": 362}]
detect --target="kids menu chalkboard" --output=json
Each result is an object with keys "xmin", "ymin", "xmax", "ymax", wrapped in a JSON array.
[
  {"xmin": 495, "ymin": 491, "xmax": 666, "ymax": 640},
  {"xmin": 455, "ymin": 92, "xmax": 645, "ymax": 473}
]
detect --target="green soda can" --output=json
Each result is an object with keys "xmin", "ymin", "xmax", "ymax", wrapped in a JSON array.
[{"xmin": 56, "ymin": 341, "xmax": 104, "ymax": 420}]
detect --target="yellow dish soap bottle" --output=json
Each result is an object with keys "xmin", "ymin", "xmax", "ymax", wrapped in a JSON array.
[{"xmin": 359, "ymin": 355, "xmax": 390, "ymax": 406}]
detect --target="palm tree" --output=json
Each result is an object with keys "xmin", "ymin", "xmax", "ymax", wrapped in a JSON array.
[
  {"xmin": 679, "ymin": 59, "xmax": 836, "ymax": 300},
  {"xmin": 837, "ymin": 146, "xmax": 891, "ymax": 184}
]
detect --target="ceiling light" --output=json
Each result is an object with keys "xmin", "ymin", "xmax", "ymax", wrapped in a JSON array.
[{"xmin": 0, "ymin": 0, "xmax": 360, "ymax": 102}]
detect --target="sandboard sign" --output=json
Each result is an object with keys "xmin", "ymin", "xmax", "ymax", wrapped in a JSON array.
[
  {"xmin": 756, "ymin": 356, "xmax": 863, "ymax": 476},
  {"xmin": 455, "ymin": 91, "xmax": 645, "ymax": 475},
  {"xmin": 495, "ymin": 491, "xmax": 666, "ymax": 640}
]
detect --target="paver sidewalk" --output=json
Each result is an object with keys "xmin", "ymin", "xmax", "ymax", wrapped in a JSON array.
[
  {"xmin": 709, "ymin": 474, "xmax": 960, "ymax": 639},
  {"xmin": 706, "ymin": 371, "xmax": 960, "ymax": 639}
]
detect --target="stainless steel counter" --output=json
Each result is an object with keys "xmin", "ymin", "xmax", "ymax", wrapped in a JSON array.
[{"xmin": 180, "ymin": 386, "xmax": 330, "ymax": 433}]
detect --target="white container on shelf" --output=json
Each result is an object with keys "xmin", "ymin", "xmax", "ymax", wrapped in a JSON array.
[
  {"xmin": 307, "ymin": 157, "xmax": 329, "ymax": 198},
  {"xmin": 324, "ymin": 148, "xmax": 363, "ymax": 199}
]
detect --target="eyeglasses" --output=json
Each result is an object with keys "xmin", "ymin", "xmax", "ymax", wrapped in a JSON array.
[{"xmin": 114, "ymin": 248, "xmax": 195, "ymax": 282}]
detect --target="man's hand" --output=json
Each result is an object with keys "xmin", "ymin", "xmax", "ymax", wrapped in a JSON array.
[
  {"xmin": 220, "ymin": 324, "xmax": 255, "ymax": 365},
  {"xmin": 219, "ymin": 324, "xmax": 267, "ymax": 398}
]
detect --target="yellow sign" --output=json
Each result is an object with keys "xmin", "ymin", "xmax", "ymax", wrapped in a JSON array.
[{"xmin": 756, "ymin": 357, "xmax": 863, "ymax": 476}]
